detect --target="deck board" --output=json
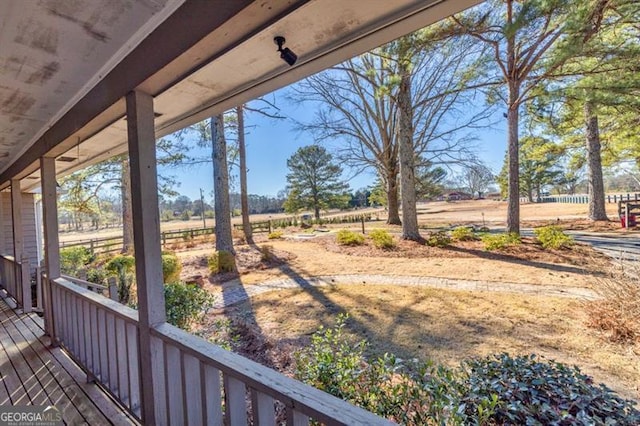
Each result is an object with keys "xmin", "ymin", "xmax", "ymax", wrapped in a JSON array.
[{"xmin": 0, "ymin": 297, "xmax": 137, "ymax": 425}]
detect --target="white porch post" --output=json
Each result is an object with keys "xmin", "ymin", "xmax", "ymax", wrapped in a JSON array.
[
  {"xmin": 126, "ymin": 90, "xmax": 165, "ymax": 425},
  {"xmin": 41, "ymin": 157, "xmax": 61, "ymax": 340},
  {"xmin": 10, "ymin": 179, "xmax": 31, "ymax": 313}
]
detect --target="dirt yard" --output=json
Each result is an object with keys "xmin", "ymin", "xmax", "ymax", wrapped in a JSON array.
[
  {"xmin": 65, "ymin": 200, "xmax": 640, "ymax": 399},
  {"xmin": 170, "ymin": 201, "xmax": 639, "ymax": 401}
]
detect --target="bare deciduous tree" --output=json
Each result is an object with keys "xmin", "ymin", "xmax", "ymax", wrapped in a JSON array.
[{"xmin": 292, "ymin": 33, "xmax": 490, "ymax": 233}]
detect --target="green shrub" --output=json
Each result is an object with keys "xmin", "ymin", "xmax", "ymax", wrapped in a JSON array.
[
  {"xmin": 426, "ymin": 231, "xmax": 451, "ymax": 247},
  {"xmin": 86, "ymin": 267, "xmax": 108, "ymax": 286},
  {"xmin": 60, "ymin": 247, "xmax": 94, "ymax": 275},
  {"xmin": 268, "ymin": 230, "xmax": 283, "ymax": 240},
  {"xmin": 534, "ymin": 225, "xmax": 574, "ymax": 249},
  {"xmin": 295, "ymin": 318, "xmax": 640, "ymax": 425},
  {"xmin": 459, "ymin": 353, "xmax": 640, "ymax": 425},
  {"xmin": 451, "ymin": 226, "xmax": 476, "ymax": 241},
  {"xmin": 164, "ymin": 282, "xmax": 214, "ymax": 330},
  {"xmin": 336, "ymin": 229, "xmax": 365, "ymax": 246},
  {"xmin": 369, "ymin": 229, "xmax": 395, "ymax": 249},
  {"xmin": 481, "ymin": 232, "xmax": 521, "ymax": 251},
  {"xmin": 181, "ymin": 210, "xmax": 190, "ymax": 221},
  {"xmin": 161, "ymin": 252, "xmax": 182, "ymax": 283},
  {"xmin": 208, "ymin": 250, "xmax": 236, "ymax": 274}
]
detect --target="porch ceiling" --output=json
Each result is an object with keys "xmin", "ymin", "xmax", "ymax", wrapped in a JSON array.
[{"xmin": 0, "ymin": 0, "xmax": 482, "ymax": 191}]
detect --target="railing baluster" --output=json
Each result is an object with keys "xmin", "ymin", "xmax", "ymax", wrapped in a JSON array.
[
  {"xmin": 252, "ymin": 390, "xmax": 276, "ymax": 426},
  {"xmin": 151, "ymin": 335, "xmax": 168, "ymax": 425},
  {"xmin": 54, "ymin": 281, "xmax": 61, "ymax": 343},
  {"xmin": 165, "ymin": 344, "xmax": 184, "ymax": 425},
  {"xmin": 224, "ymin": 375, "xmax": 247, "ymax": 426},
  {"xmin": 20, "ymin": 259, "xmax": 31, "ymax": 313},
  {"xmin": 286, "ymin": 409, "xmax": 310, "ymax": 426},
  {"xmin": 203, "ymin": 365, "xmax": 223, "ymax": 425},
  {"xmin": 106, "ymin": 312, "xmax": 118, "ymax": 393},
  {"xmin": 183, "ymin": 354, "xmax": 202, "ymax": 425},
  {"xmin": 98, "ymin": 308, "xmax": 108, "ymax": 382},
  {"xmin": 82, "ymin": 299, "xmax": 92, "ymax": 371},
  {"xmin": 126, "ymin": 322, "xmax": 141, "ymax": 418},
  {"xmin": 74, "ymin": 294, "xmax": 84, "ymax": 363},
  {"xmin": 90, "ymin": 303, "xmax": 100, "ymax": 379},
  {"xmin": 116, "ymin": 317, "xmax": 129, "ymax": 405},
  {"xmin": 64, "ymin": 290, "xmax": 72, "ymax": 348}
]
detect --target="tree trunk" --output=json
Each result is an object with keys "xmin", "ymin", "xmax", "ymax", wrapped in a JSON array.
[
  {"xmin": 505, "ymin": 0, "xmax": 520, "ymax": 235},
  {"xmin": 397, "ymin": 70, "xmax": 420, "ymax": 241},
  {"xmin": 211, "ymin": 115, "xmax": 235, "ymax": 254},
  {"xmin": 386, "ymin": 175, "xmax": 401, "ymax": 225},
  {"xmin": 507, "ymin": 88, "xmax": 520, "ymax": 234},
  {"xmin": 237, "ymin": 105, "xmax": 253, "ymax": 243},
  {"xmin": 121, "ymin": 157, "xmax": 134, "ymax": 254},
  {"xmin": 584, "ymin": 101, "xmax": 608, "ymax": 221}
]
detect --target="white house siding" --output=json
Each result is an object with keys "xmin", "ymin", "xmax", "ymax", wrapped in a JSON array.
[{"xmin": 0, "ymin": 192, "xmax": 39, "ymax": 270}]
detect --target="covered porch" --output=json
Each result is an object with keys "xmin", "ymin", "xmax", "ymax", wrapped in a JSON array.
[{"xmin": 0, "ymin": 1, "xmax": 480, "ymax": 424}]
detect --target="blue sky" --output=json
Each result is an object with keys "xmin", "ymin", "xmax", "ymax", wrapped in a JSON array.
[{"xmin": 159, "ymin": 86, "xmax": 508, "ymax": 203}]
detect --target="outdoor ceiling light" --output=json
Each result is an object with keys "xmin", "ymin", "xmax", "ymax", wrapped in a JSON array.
[{"xmin": 274, "ymin": 36, "xmax": 297, "ymax": 66}]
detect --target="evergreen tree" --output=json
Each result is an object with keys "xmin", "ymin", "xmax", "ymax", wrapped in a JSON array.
[{"xmin": 285, "ymin": 146, "xmax": 349, "ymax": 220}]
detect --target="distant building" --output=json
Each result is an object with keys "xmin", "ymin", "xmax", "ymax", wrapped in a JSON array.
[{"xmin": 444, "ymin": 191, "xmax": 473, "ymax": 201}]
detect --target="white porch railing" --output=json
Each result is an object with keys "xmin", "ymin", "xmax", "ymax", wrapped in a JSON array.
[
  {"xmin": 0, "ymin": 254, "xmax": 32, "ymax": 312},
  {"xmin": 50, "ymin": 277, "xmax": 143, "ymax": 418},
  {"xmin": 48, "ymin": 277, "xmax": 393, "ymax": 425},
  {"xmin": 60, "ymin": 274, "xmax": 118, "ymax": 300}
]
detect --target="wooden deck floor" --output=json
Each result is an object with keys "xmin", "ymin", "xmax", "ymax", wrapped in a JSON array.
[{"xmin": 0, "ymin": 296, "xmax": 137, "ymax": 425}]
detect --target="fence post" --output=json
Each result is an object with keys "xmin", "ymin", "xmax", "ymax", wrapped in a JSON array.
[
  {"xmin": 108, "ymin": 277, "xmax": 118, "ymax": 302},
  {"xmin": 361, "ymin": 215, "xmax": 365, "ymax": 234},
  {"xmin": 90, "ymin": 239, "xmax": 95, "ymax": 254},
  {"xmin": 268, "ymin": 220, "xmax": 272, "ymax": 234},
  {"xmin": 162, "ymin": 232, "xmax": 166, "ymax": 248}
]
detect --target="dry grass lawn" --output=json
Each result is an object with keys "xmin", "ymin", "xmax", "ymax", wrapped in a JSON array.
[
  {"xmin": 63, "ymin": 199, "xmax": 640, "ymax": 400},
  {"xmin": 221, "ymin": 284, "xmax": 639, "ymax": 400}
]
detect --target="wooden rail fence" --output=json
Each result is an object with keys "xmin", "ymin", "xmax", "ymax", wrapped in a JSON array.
[{"xmin": 60, "ymin": 211, "xmax": 381, "ymax": 255}]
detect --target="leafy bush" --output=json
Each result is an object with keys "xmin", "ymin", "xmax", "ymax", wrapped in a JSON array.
[
  {"xmin": 460, "ymin": 353, "xmax": 640, "ymax": 425},
  {"xmin": 181, "ymin": 210, "xmax": 190, "ymax": 221},
  {"xmin": 451, "ymin": 226, "xmax": 476, "ymax": 241},
  {"xmin": 86, "ymin": 267, "xmax": 109, "ymax": 286},
  {"xmin": 369, "ymin": 229, "xmax": 395, "ymax": 249},
  {"xmin": 60, "ymin": 247, "xmax": 94, "ymax": 275},
  {"xmin": 164, "ymin": 282, "xmax": 214, "ymax": 330},
  {"xmin": 481, "ymin": 232, "xmax": 521, "ymax": 251},
  {"xmin": 268, "ymin": 231, "xmax": 283, "ymax": 239},
  {"xmin": 534, "ymin": 225, "xmax": 574, "ymax": 249},
  {"xmin": 336, "ymin": 229, "xmax": 365, "ymax": 246},
  {"xmin": 426, "ymin": 231, "xmax": 451, "ymax": 247},
  {"xmin": 161, "ymin": 252, "xmax": 182, "ymax": 283},
  {"xmin": 295, "ymin": 318, "xmax": 640, "ymax": 425},
  {"xmin": 208, "ymin": 250, "xmax": 236, "ymax": 274}
]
